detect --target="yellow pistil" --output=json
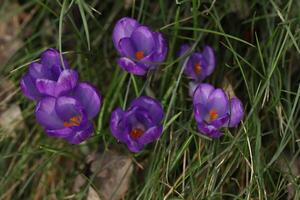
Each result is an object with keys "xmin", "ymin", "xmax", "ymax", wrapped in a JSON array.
[
  {"xmin": 208, "ymin": 109, "xmax": 218, "ymax": 122},
  {"xmin": 64, "ymin": 116, "xmax": 81, "ymax": 128},
  {"xmin": 135, "ymin": 51, "xmax": 144, "ymax": 60},
  {"xmin": 130, "ymin": 128, "xmax": 144, "ymax": 140},
  {"xmin": 194, "ymin": 63, "xmax": 201, "ymax": 75}
]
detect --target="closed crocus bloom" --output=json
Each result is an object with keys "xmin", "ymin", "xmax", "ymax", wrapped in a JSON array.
[
  {"xmin": 193, "ymin": 83, "xmax": 244, "ymax": 138},
  {"xmin": 35, "ymin": 83, "xmax": 101, "ymax": 144},
  {"xmin": 20, "ymin": 48, "xmax": 77, "ymax": 101},
  {"xmin": 179, "ymin": 44, "xmax": 216, "ymax": 81},
  {"xmin": 110, "ymin": 96, "xmax": 164, "ymax": 152},
  {"xmin": 112, "ymin": 17, "xmax": 167, "ymax": 76}
]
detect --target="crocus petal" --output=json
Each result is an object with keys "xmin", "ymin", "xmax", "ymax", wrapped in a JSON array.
[
  {"xmin": 55, "ymin": 96, "xmax": 84, "ymax": 121},
  {"xmin": 20, "ymin": 73, "xmax": 42, "ymax": 101},
  {"xmin": 117, "ymin": 57, "xmax": 147, "ymax": 75},
  {"xmin": 55, "ymin": 69, "xmax": 78, "ymax": 96},
  {"xmin": 41, "ymin": 48, "xmax": 70, "ymax": 76},
  {"xmin": 73, "ymin": 82, "xmax": 101, "ymax": 118},
  {"xmin": 35, "ymin": 97, "xmax": 64, "ymax": 129},
  {"xmin": 45, "ymin": 127, "xmax": 73, "ymax": 138},
  {"xmin": 131, "ymin": 26, "xmax": 155, "ymax": 54},
  {"xmin": 36, "ymin": 79, "xmax": 56, "ymax": 97},
  {"xmin": 118, "ymin": 38, "xmax": 136, "ymax": 58},
  {"xmin": 197, "ymin": 121, "xmax": 223, "ymax": 138},
  {"xmin": 125, "ymin": 106, "xmax": 154, "ymax": 128},
  {"xmin": 40, "ymin": 48, "xmax": 60, "ymax": 67},
  {"xmin": 110, "ymin": 108, "xmax": 129, "ymax": 142},
  {"xmin": 193, "ymin": 83, "xmax": 215, "ymax": 106},
  {"xmin": 193, "ymin": 103, "xmax": 209, "ymax": 123},
  {"xmin": 207, "ymin": 89, "xmax": 229, "ymax": 116},
  {"xmin": 65, "ymin": 122, "xmax": 94, "ymax": 144},
  {"xmin": 188, "ymin": 81, "xmax": 198, "ymax": 97},
  {"xmin": 185, "ymin": 53, "xmax": 207, "ymax": 80},
  {"xmin": 113, "ymin": 17, "xmax": 140, "ymax": 52},
  {"xmin": 36, "ymin": 70, "xmax": 78, "ymax": 97},
  {"xmin": 184, "ymin": 57, "xmax": 194, "ymax": 78},
  {"xmin": 29, "ymin": 62, "xmax": 53, "ymax": 80},
  {"xmin": 137, "ymin": 125, "xmax": 163, "ymax": 145},
  {"xmin": 151, "ymin": 32, "xmax": 168, "ymax": 62},
  {"xmin": 210, "ymin": 114, "xmax": 229, "ymax": 128},
  {"xmin": 129, "ymin": 96, "xmax": 164, "ymax": 124},
  {"xmin": 126, "ymin": 139, "xmax": 143, "ymax": 153},
  {"xmin": 202, "ymin": 46, "xmax": 215, "ymax": 76},
  {"xmin": 178, "ymin": 44, "xmax": 190, "ymax": 57},
  {"xmin": 227, "ymin": 97, "xmax": 244, "ymax": 127}
]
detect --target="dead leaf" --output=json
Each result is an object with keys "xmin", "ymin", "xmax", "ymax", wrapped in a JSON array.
[
  {"xmin": 0, "ymin": 2, "xmax": 33, "ymax": 68},
  {"xmin": 0, "ymin": 104, "xmax": 25, "ymax": 140},
  {"xmin": 222, "ymin": 77, "xmax": 236, "ymax": 98},
  {"xmin": 73, "ymin": 151, "xmax": 133, "ymax": 200},
  {"xmin": 229, "ymin": 0, "xmax": 250, "ymax": 20},
  {"xmin": 87, "ymin": 187, "xmax": 101, "ymax": 200},
  {"xmin": 0, "ymin": 78, "xmax": 24, "ymax": 141},
  {"xmin": 277, "ymin": 153, "xmax": 300, "ymax": 200}
]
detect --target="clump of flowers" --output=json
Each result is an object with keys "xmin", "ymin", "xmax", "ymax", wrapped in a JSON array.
[
  {"xmin": 192, "ymin": 83, "xmax": 244, "ymax": 138},
  {"xmin": 112, "ymin": 17, "xmax": 168, "ymax": 75},
  {"xmin": 179, "ymin": 44, "xmax": 216, "ymax": 82},
  {"xmin": 19, "ymin": 17, "xmax": 245, "ymax": 151},
  {"xmin": 20, "ymin": 48, "xmax": 101, "ymax": 144},
  {"xmin": 110, "ymin": 96, "xmax": 164, "ymax": 152}
]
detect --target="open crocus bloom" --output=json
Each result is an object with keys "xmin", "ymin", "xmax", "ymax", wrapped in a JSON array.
[
  {"xmin": 112, "ymin": 17, "xmax": 167, "ymax": 76},
  {"xmin": 35, "ymin": 83, "xmax": 101, "ymax": 144},
  {"xmin": 193, "ymin": 83, "xmax": 244, "ymax": 138},
  {"xmin": 110, "ymin": 96, "xmax": 164, "ymax": 152},
  {"xmin": 20, "ymin": 48, "xmax": 76, "ymax": 101},
  {"xmin": 179, "ymin": 44, "xmax": 215, "ymax": 81}
]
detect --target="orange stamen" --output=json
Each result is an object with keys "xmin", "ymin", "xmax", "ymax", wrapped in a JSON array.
[
  {"xmin": 194, "ymin": 63, "xmax": 201, "ymax": 74},
  {"xmin": 130, "ymin": 128, "xmax": 144, "ymax": 140},
  {"xmin": 64, "ymin": 116, "xmax": 81, "ymax": 128},
  {"xmin": 208, "ymin": 109, "xmax": 218, "ymax": 122},
  {"xmin": 135, "ymin": 51, "xmax": 144, "ymax": 60}
]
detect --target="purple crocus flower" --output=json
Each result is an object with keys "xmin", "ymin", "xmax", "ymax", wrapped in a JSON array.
[
  {"xmin": 193, "ymin": 83, "xmax": 244, "ymax": 138},
  {"xmin": 110, "ymin": 96, "xmax": 164, "ymax": 152},
  {"xmin": 112, "ymin": 17, "xmax": 168, "ymax": 76},
  {"xmin": 35, "ymin": 83, "xmax": 101, "ymax": 144},
  {"xmin": 20, "ymin": 48, "xmax": 76, "ymax": 101},
  {"xmin": 179, "ymin": 44, "xmax": 216, "ymax": 81}
]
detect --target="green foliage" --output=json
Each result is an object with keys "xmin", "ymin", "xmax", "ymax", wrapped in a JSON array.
[{"xmin": 1, "ymin": 0, "xmax": 300, "ymax": 199}]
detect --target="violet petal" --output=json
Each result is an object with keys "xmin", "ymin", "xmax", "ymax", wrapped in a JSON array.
[
  {"xmin": 202, "ymin": 46, "xmax": 216, "ymax": 76},
  {"xmin": 131, "ymin": 26, "xmax": 155, "ymax": 54},
  {"xmin": 129, "ymin": 96, "xmax": 164, "ymax": 124},
  {"xmin": 117, "ymin": 57, "xmax": 147, "ymax": 75},
  {"xmin": 35, "ymin": 97, "xmax": 64, "ymax": 129},
  {"xmin": 20, "ymin": 73, "xmax": 42, "ymax": 101},
  {"xmin": 55, "ymin": 69, "xmax": 78, "ymax": 96},
  {"xmin": 65, "ymin": 122, "xmax": 94, "ymax": 144},
  {"xmin": 73, "ymin": 82, "xmax": 101, "ymax": 119},
  {"xmin": 193, "ymin": 83, "xmax": 215, "ymax": 106},
  {"xmin": 207, "ymin": 89, "xmax": 229, "ymax": 116},
  {"xmin": 137, "ymin": 125, "xmax": 163, "ymax": 145},
  {"xmin": 45, "ymin": 127, "xmax": 73, "ymax": 138},
  {"xmin": 112, "ymin": 17, "xmax": 140, "ymax": 53},
  {"xmin": 227, "ymin": 97, "xmax": 244, "ymax": 127},
  {"xmin": 110, "ymin": 108, "xmax": 129, "ymax": 142},
  {"xmin": 197, "ymin": 121, "xmax": 223, "ymax": 138}
]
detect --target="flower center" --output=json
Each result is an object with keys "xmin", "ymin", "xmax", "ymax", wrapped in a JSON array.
[
  {"xmin": 135, "ymin": 51, "xmax": 144, "ymax": 60},
  {"xmin": 194, "ymin": 63, "xmax": 201, "ymax": 75},
  {"xmin": 208, "ymin": 109, "xmax": 218, "ymax": 122},
  {"xmin": 130, "ymin": 128, "xmax": 144, "ymax": 140},
  {"xmin": 63, "ymin": 116, "xmax": 81, "ymax": 128}
]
